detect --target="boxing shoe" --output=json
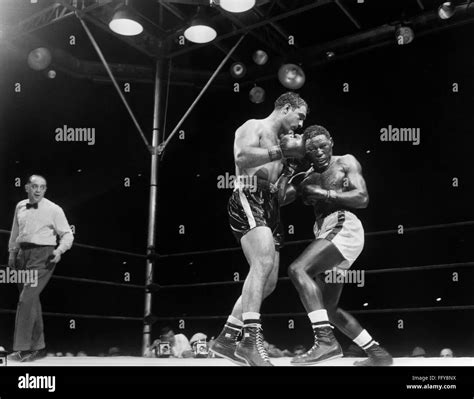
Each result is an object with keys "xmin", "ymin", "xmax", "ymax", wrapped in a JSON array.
[
  {"xmin": 291, "ymin": 326, "xmax": 343, "ymax": 365},
  {"xmin": 209, "ymin": 334, "xmax": 246, "ymax": 366},
  {"xmin": 234, "ymin": 326, "xmax": 274, "ymax": 367},
  {"xmin": 354, "ymin": 344, "xmax": 393, "ymax": 366}
]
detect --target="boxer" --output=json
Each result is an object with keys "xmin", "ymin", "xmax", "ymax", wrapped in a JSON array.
[
  {"xmin": 283, "ymin": 125, "xmax": 393, "ymax": 366},
  {"xmin": 210, "ymin": 92, "xmax": 308, "ymax": 366}
]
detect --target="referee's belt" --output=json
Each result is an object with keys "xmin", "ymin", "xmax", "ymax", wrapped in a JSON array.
[{"xmin": 19, "ymin": 243, "xmax": 55, "ymax": 250}]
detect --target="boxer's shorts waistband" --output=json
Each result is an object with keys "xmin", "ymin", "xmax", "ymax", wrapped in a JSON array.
[{"xmin": 234, "ymin": 177, "xmax": 278, "ymax": 194}]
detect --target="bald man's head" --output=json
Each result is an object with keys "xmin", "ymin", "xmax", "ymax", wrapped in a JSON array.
[{"xmin": 25, "ymin": 174, "xmax": 47, "ymax": 203}]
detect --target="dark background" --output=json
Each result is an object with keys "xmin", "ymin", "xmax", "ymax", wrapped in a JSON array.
[{"xmin": 0, "ymin": 1, "xmax": 473, "ymax": 358}]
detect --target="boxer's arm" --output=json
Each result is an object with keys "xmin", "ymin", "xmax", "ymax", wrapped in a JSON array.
[
  {"xmin": 331, "ymin": 155, "xmax": 368, "ymax": 209},
  {"xmin": 302, "ymin": 156, "xmax": 368, "ymax": 209},
  {"xmin": 278, "ymin": 170, "xmax": 307, "ymax": 206},
  {"xmin": 234, "ymin": 121, "xmax": 276, "ymax": 169}
]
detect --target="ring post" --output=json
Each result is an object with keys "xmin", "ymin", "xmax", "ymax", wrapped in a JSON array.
[{"xmin": 143, "ymin": 59, "xmax": 164, "ymax": 355}]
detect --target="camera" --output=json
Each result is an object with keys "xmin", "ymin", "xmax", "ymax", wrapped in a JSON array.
[
  {"xmin": 193, "ymin": 341, "xmax": 209, "ymax": 358},
  {"xmin": 155, "ymin": 342, "xmax": 171, "ymax": 358},
  {"xmin": 0, "ymin": 350, "xmax": 7, "ymax": 366}
]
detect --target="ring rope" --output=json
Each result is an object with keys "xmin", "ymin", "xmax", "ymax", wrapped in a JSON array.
[
  {"xmin": 0, "ymin": 308, "xmax": 142, "ymax": 321},
  {"xmin": 0, "ymin": 223, "xmax": 471, "ymax": 326},
  {"xmin": 71, "ymin": 243, "xmax": 147, "ymax": 259},
  {"xmin": 142, "ymin": 305, "xmax": 474, "ymax": 322},
  {"xmin": 52, "ymin": 275, "xmax": 144, "ymax": 289},
  {"xmin": 0, "ymin": 265, "xmax": 145, "ymax": 289},
  {"xmin": 0, "ymin": 229, "xmax": 146, "ymax": 259},
  {"xmin": 363, "ymin": 262, "xmax": 473, "ymax": 274},
  {"xmin": 1, "ymin": 261, "xmax": 469, "ymax": 290},
  {"xmin": 156, "ymin": 221, "xmax": 474, "ymax": 259},
  {"xmin": 0, "ymin": 305, "xmax": 472, "ymax": 323},
  {"xmin": 1, "ymin": 220, "xmax": 473, "ymax": 260},
  {"xmin": 157, "ymin": 261, "xmax": 474, "ymax": 290}
]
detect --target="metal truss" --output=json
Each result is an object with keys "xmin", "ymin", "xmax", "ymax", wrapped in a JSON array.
[{"xmin": 8, "ymin": 1, "xmax": 110, "ymax": 39}]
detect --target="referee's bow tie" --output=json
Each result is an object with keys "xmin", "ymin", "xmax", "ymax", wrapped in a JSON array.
[{"xmin": 26, "ymin": 203, "xmax": 38, "ymax": 209}]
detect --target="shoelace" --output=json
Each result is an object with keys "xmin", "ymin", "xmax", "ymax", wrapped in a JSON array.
[
  {"xmin": 299, "ymin": 329, "xmax": 330, "ymax": 358},
  {"xmin": 309, "ymin": 325, "xmax": 334, "ymax": 351},
  {"xmin": 233, "ymin": 330, "xmax": 242, "ymax": 343},
  {"xmin": 255, "ymin": 327, "xmax": 270, "ymax": 362},
  {"xmin": 302, "ymin": 337, "xmax": 320, "ymax": 357},
  {"xmin": 297, "ymin": 327, "xmax": 336, "ymax": 359}
]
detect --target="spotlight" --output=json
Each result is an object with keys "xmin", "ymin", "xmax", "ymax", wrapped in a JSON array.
[
  {"xmin": 436, "ymin": 297, "xmax": 442, "ymax": 302},
  {"xmin": 278, "ymin": 63, "xmax": 306, "ymax": 90},
  {"xmin": 184, "ymin": 8, "xmax": 217, "ymax": 44},
  {"xmin": 109, "ymin": 2, "xmax": 143, "ymax": 36},
  {"xmin": 326, "ymin": 51, "xmax": 335, "ymax": 59},
  {"xmin": 27, "ymin": 47, "xmax": 52, "ymax": 71},
  {"xmin": 395, "ymin": 26, "xmax": 414, "ymax": 45},
  {"xmin": 252, "ymin": 50, "xmax": 268, "ymax": 65},
  {"xmin": 230, "ymin": 62, "xmax": 247, "ymax": 79},
  {"xmin": 249, "ymin": 86, "xmax": 265, "ymax": 104},
  {"xmin": 363, "ymin": 302, "xmax": 368, "ymax": 307},
  {"xmin": 47, "ymin": 70, "xmax": 56, "ymax": 79},
  {"xmin": 219, "ymin": 0, "xmax": 255, "ymax": 13},
  {"xmin": 438, "ymin": 2, "xmax": 456, "ymax": 19}
]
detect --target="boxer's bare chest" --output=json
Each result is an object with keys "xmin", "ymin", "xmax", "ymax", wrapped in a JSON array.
[
  {"xmin": 252, "ymin": 129, "xmax": 282, "ymax": 182},
  {"xmin": 303, "ymin": 156, "xmax": 348, "ymax": 191}
]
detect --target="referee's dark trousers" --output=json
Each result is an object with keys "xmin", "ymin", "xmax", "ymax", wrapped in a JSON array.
[{"xmin": 13, "ymin": 243, "xmax": 56, "ymax": 351}]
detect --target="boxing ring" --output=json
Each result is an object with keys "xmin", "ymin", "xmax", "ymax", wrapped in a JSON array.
[
  {"xmin": 1, "ymin": 221, "xmax": 473, "ymax": 367},
  {"xmin": 1, "ymin": 2, "xmax": 473, "ymax": 370}
]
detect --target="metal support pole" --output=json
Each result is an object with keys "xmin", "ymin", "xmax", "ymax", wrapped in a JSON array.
[{"xmin": 142, "ymin": 59, "xmax": 164, "ymax": 355}]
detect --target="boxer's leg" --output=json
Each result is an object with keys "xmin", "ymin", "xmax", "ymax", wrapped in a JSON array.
[
  {"xmin": 228, "ymin": 248, "xmax": 279, "ymax": 320},
  {"xmin": 288, "ymin": 239, "xmax": 344, "ymax": 365},
  {"xmin": 288, "ymin": 239, "xmax": 343, "ymax": 311},
  {"xmin": 210, "ymin": 231, "xmax": 278, "ymax": 365},
  {"xmin": 320, "ymin": 274, "xmax": 393, "ymax": 366},
  {"xmin": 234, "ymin": 226, "xmax": 275, "ymax": 366}
]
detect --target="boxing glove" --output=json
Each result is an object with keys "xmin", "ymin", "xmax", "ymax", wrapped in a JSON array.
[{"xmin": 268, "ymin": 133, "xmax": 305, "ymax": 161}]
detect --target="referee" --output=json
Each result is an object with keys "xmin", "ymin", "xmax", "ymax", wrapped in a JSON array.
[{"xmin": 7, "ymin": 174, "xmax": 73, "ymax": 362}]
